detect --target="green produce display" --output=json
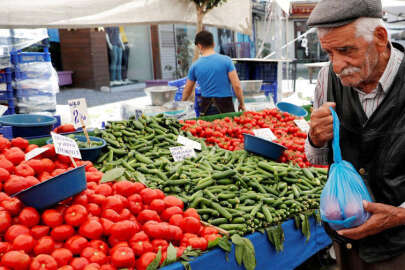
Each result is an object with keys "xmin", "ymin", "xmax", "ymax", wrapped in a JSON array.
[
  {"xmin": 94, "ymin": 115, "xmax": 327, "ymax": 253},
  {"xmin": 65, "ymin": 134, "xmax": 104, "ymax": 148}
]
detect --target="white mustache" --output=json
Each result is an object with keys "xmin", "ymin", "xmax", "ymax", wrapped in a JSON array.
[{"xmin": 337, "ymin": 66, "xmax": 361, "ymax": 77}]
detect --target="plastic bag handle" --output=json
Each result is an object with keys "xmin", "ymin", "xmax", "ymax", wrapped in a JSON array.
[{"xmin": 330, "ymin": 107, "xmax": 342, "ymax": 163}]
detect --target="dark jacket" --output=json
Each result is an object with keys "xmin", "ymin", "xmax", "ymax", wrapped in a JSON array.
[{"xmin": 326, "ymin": 43, "xmax": 405, "ymax": 263}]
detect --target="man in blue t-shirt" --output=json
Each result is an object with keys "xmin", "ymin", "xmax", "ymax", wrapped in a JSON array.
[{"xmin": 182, "ymin": 31, "xmax": 245, "ymax": 115}]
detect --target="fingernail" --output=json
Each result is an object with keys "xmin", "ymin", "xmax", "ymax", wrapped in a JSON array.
[
  {"xmin": 337, "ymin": 231, "xmax": 343, "ymax": 235},
  {"xmin": 363, "ymin": 201, "xmax": 368, "ymax": 208}
]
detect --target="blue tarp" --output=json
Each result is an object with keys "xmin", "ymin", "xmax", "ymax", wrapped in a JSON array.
[{"xmin": 162, "ymin": 217, "xmax": 332, "ymax": 270}]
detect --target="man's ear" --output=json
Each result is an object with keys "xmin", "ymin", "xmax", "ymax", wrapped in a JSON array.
[{"xmin": 373, "ymin": 26, "xmax": 389, "ymax": 53}]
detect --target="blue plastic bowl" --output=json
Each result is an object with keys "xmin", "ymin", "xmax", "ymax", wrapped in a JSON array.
[
  {"xmin": 244, "ymin": 133, "xmax": 286, "ymax": 160},
  {"xmin": 277, "ymin": 102, "xmax": 308, "ymax": 117},
  {"xmin": 13, "ymin": 165, "xmax": 87, "ymax": 210},
  {"xmin": 47, "ymin": 135, "xmax": 106, "ymax": 162},
  {"xmin": 0, "ymin": 114, "xmax": 56, "ymax": 138}
]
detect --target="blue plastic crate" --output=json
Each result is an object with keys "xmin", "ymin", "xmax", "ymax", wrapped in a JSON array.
[
  {"xmin": 261, "ymin": 82, "xmax": 277, "ymax": 103},
  {"xmin": 168, "ymin": 77, "xmax": 187, "ymax": 88},
  {"xmin": 15, "ymin": 89, "xmax": 55, "ymax": 98},
  {"xmin": 0, "ymin": 126, "xmax": 13, "ymax": 139},
  {"xmin": 11, "ymin": 51, "xmax": 51, "ymax": 65},
  {"xmin": 254, "ymin": 63, "xmax": 278, "ymax": 83},
  {"xmin": 0, "ymin": 68, "xmax": 12, "ymax": 84},
  {"xmin": 235, "ymin": 62, "xmax": 250, "ymax": 81},
  {"xmin": 14, "ymin": 69, "xmax": 52, "ymax": 81}
]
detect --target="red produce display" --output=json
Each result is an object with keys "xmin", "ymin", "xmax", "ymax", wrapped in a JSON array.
[
  {"xmin": 181, "ymin": 109, "xmax": 321, "ymax": 168},
  {"xmin": 0, "ymin": 135, "xmax": 222, "ymax": 270}
]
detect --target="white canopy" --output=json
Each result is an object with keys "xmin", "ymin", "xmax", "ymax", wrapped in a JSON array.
[{"xmin": 0, "ymin": 0, "xmax": 252, "ymax": 35}]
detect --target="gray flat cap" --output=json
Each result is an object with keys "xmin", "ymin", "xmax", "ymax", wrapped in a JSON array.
[{"xmin": 307, "ymin": 0, "xmax": 383, "ymax": 28}]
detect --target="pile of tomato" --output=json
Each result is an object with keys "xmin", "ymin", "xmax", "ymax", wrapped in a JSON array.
[
  {"xmin": 0, "ymin": 137, "xmax": 221, "ymax": 270},
  {"xmin": 0, "ymin": 136, "xmax": 102, "ymax": 196},
  {"xmin": 181, "ymin": 109, "xmax": 318, "ymax": 168}
]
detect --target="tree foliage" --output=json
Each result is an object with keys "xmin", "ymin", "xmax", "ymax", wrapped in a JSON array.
[{"xmin": 191, "ymin": 0, "xmax": 228, "ymax": 13}]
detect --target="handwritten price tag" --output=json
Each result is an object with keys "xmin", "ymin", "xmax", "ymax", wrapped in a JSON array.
[
  {"xmin": 253, "ymin": 128, "xmax": 277, "ymax": 141},
  {"xmin": 68, "ymin": 98, "xmax": 89, "ymax": 129},
  {"xmin": 51, "ymin": 132, "xmax": 82, "ymax": 159},
  {"xmin": 25, "ymin": 147, "xmax": 49, "ymax": 161},
  {"xmin": 169, "ymin": 146, "xmax": 196, "ymax": 162},
  {"xmin": 177, "ymin": 135, "xmax": 201, "ymax": 151},
  {"xmin": 294, "ymin": 119, "xmax": 310, "ymax": 133}
]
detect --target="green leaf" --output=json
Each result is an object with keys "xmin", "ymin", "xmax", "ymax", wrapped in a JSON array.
[
  {"xmin": 208, "ymin": 237, "xmax": 220, "ymax": 249},
  {"xmin": 162, "ymin": 243, "xmax": 177, "ymax": 266},
  {"xmin": 181, "ymin": 261, "xmax": 192, "ymax": 270},
  {"xmin": 235, "ymin": 245, "xmax": 243, "ymax": 266},
  {"xmin": 265, "ymin": 228, "xmax": 275, "ymax": 245},
  {"xmin": 101, "ymin": 167, "xmax": 125, "ymax": 183},
  {"xmin": 242, "ymin": 239, "xmax": 256, "ymax": 270},
  {"xmin": 146, "ymin": 248, "xmax": 162, "ymax": 270},
  {"xmin": 231, "ymin": 234, "xmax": 245, "ymax": 246},
  {"xmin": 217, "ymin": 238, "xmax": 232, "ymax": 253}
]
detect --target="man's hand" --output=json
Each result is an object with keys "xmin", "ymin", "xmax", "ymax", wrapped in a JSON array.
[
  {"xmin": 309, "ymin": 102, "xmax": 336, "ymax": 147},
  {"xmin": 238, "ymin": 103, "xmax": 245, "ymax": 111},
  {"xmin": 337, "ymin": 201, "xmax": 405, "ymax": 240}
]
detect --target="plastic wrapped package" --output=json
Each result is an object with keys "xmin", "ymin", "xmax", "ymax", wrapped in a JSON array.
[
  {"xmin": 15, "ymin": 61, "xmax": 55, "ymax": 81},
  {"xmin": 17, "ymin": 94, "xmax": 56, "ymax": 113},
  {"xmin": 163, "ymin": 101, "xmax": 195, "ymax": 120},
  {"xmin": 14, "ymin": 62, "xmax": 59, "ymax": 94},
  {"xmin": 320, "ymin": 108, "xmax": 373, "ymax": 230}
]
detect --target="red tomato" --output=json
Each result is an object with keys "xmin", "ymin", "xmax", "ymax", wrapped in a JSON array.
[
  {"xmin": 42, "ymin": 209, "xmax": 63, "ymax": 228},
  {"xmin": 51, "ymin": 248, "xmax": 73, "ymax": 267},
  {"xmin": 18, "ymin": 207, "xmax": 40, "ymax": 228},
  {"xmin": 64, "ymin": 205, "xmax": 88, "ymax": 227},
  {"xmin": 12, "ymin": 234, "xmax": 35, "ymax": 253},
  {"xmin": 149, "ymin": 199, "xmax": 166, "ymax": 214},
  {"xmin": 181, "ymin": 217, "xmax": 201, "ymax": 234},
  {"xmin": 110, "ymin": 220, "xmax": 139, "ymax": 241},
  {"xmin": 31, "ymin": 225, "xmax": 50, "ymax": 239},
  {"xmin": 30, "ymin": 254, "xmax": 58, "ymax": 270},
  {"xmin": 111, "ymin": 247, "xmax": 135, "ymax": 268},
  {"xmin": 169, "ymin": 214, "xmax": 184, "ymax": 227},
  {"xmin": 1, "ymin": 251, "xmax": 31, "ymax": 270},
  {"xmin": 161, "ymin": 206, "xmax": 183, "ymax": 222},
  {"xmin": 79, "ymin": 219, "xmax": 103, "ymax": 240},
  {"xmin": 137, "ymin": 210, "xmax": 160, "ymax": 224},
  {"xmin": 51, "ymin": 225, "xmax": 75, "ymax": 241},
  {"xmin": 183, "ymin": 208, "xmax": 200, "ymax": 221},
  {"xmin": 135, "ymin": 252, "xmax": 156, "ymax": 270},
  {"xmin": 5, "ymin": 224, "xmax": 30, "ymax": 242},
  {"xmin": 0, "ymin": 211, "xmax": 11, "ymax": 233},
  {"xmin": 89, "ymin": 240, "xmax": 109, "ymax": 255},
  {"xmin": 70, "ymin": 257, "xmax": 89, "ymax": 270},
  {"xmin": 81, "ymin": 247, "xmax": 108, "ymax": 265},
  {"xmin": 65, "ymin": 235, "xmax": 89, "ymax": 255},
  {"xmin": 163, "ymin": 196, "xmax": 184, "ymax": 210},
  {"xmin": 34, "ymin": 236, "xmax": 55, "ymax": 255}
]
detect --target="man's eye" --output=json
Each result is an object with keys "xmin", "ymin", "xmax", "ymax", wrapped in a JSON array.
[{"xmin": 337, "ymin": 47, "xmax": 351, "ymax": 53}]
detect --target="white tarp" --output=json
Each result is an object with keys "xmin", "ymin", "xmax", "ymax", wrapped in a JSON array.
[{"xmin": 0, "ymin": 0, "xmax": 252, "ymax": 35}]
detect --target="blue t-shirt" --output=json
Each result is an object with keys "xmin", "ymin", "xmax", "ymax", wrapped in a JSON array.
[{"xmin": 187, "ymin": 54, "xmax": 235, "ymax": 97}]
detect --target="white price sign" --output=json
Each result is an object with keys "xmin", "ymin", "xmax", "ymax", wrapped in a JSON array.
[
  {"xmin": 68, "ymin": 98, "xmax": 89, "ymax": 129},
  {"xmin": 177, "ymin": 135, "xmax": 201, "ymax": 151},
  {"xmin": 0, "ymin": 105, "xmax": 7, "ymax": 116},
  {"xmin": 25, "ymin": 147, "xmax": 49, "ymax": 161},
  {"xmin": 51, "ymin": 132, "xmax": 82, "ymax": 159},
  {"xmin": 253, "ymin": 128, "xmax": 277, "ymax": 142},
  {"xmin": 169, "ymin": 146, "xmax": 196, "ymax": 162},
  {"xmin": 294, "ymin": 119, "xmax": 310, "ymax": 133}
]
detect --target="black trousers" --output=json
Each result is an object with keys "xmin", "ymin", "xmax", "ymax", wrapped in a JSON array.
[{"xmin": 199, "ymin": 97, "xmax": 235, "ymax": 116}]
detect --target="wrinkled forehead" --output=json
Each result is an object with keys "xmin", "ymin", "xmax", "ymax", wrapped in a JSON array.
[{"xmin": 319, "ymin": 23, "xmax": 359, "ymax": 49}]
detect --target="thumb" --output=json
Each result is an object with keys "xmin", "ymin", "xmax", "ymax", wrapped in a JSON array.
[{"xmin": 363, "ymin": 200, "xmax": 377, "ymax": 213}]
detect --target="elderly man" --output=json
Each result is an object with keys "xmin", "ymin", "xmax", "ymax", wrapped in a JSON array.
[{"xmin": 306, "ymin": 0, "xmax": 405, "ymax": 269}]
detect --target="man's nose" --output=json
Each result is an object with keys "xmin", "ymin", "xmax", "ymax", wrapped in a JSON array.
[{"xmin": 332, "ymin": 56, "xmax": 347, "ymax": 75}]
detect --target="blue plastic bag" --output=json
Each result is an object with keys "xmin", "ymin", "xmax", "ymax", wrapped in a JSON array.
[{"xmin": 320, "ymin": 108, "xmax": 373, "ymax": 230}]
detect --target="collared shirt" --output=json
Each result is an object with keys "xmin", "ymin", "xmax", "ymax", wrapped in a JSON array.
[{"xmin": 305, "ymin": 45, "xmax": 404, "ymax": 165}]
